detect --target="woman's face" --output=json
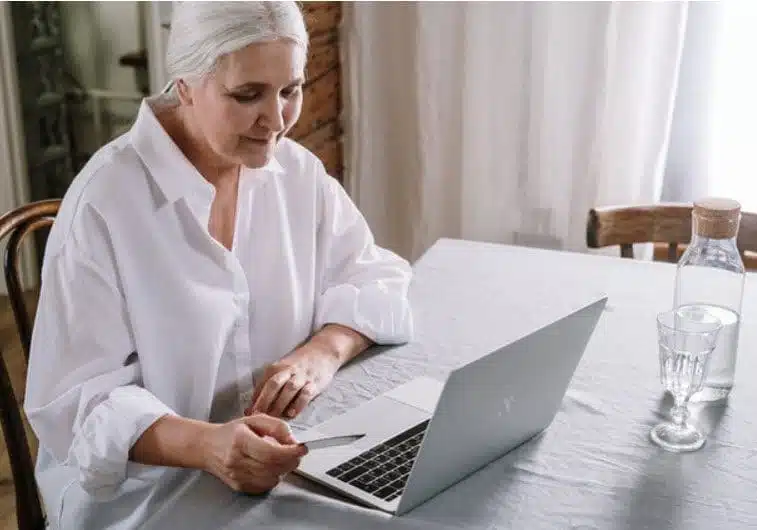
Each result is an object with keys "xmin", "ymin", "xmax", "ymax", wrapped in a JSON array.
[{"xmin": 181, "ymin": 39, "xmax": 306, "ymax": 169}]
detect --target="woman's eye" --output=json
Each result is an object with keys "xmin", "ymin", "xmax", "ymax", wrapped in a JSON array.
[
  {"xmin": 281, "ymin": 86, "xmax": 301, "ymax": 98},
  {"xmin": 232, "ymin": 93, "xmax": 261, "ymax": 103}
]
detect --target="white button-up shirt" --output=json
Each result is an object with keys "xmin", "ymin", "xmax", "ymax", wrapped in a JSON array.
[{"xmin": 24, "ymin": 97, "xmax": 413, "ymax": 529}]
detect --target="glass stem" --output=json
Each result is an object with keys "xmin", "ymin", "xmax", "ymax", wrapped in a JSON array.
[{"xmin": 671, "ymin": 395, "xmax": 689, "ymax": 429}]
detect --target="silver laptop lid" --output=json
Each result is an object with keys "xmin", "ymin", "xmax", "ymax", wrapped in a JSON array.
[{"xmin": 396, "ymin": 296, "xmax": 607, "ymax": 514}]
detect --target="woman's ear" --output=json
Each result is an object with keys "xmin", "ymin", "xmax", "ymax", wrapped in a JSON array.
[{"xmin": 176, "ymin": 79, "xmax": 193, "ymax": 106}]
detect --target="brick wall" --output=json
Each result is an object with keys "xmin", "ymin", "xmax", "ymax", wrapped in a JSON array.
[{"xmin": 290, "ymin": 2, "xmax": 343, "ymax": 181}]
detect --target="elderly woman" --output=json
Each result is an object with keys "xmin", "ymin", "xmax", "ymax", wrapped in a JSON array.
[{"xmin": 23, "ymin": 2, "xmax": 412, "ymax": 528}]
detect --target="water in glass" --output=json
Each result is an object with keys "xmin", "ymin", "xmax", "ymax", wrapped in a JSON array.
[
  {"xmin": 659, "ymin": 328, "xmax": 711, "ymax": 401},
  {"xmin": 674, "ymin": 302, "xmax": 739, "ymax": 395},
  {"xmin": 650, "ymin": 308, "xmax": 721, "ymax": 453}
]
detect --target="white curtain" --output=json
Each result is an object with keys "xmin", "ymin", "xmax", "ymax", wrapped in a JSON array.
[
  {"xmin": 343, "ymin": 2, "xmax": 688, "ymax": 261},
  {"xmin": 664, "ymin": 1, "xmax": 757, "ymax": 212}
]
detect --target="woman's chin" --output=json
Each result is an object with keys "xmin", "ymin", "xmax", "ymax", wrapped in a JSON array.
[{"xmin": 238, "ymin": 151, "xmax": 273, "ymax": 169}]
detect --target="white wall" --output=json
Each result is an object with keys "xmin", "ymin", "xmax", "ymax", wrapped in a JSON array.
[
  {"xmin": 59, "ymin": 1, "xmax": 144, "ymax": 152},
  {"xmin": 60, "ymin": 1, "xmax": 142, "ymax": 94},
  {"xmin": 145, "ymin": 1, "xmax": 173, "ymax": 93}
]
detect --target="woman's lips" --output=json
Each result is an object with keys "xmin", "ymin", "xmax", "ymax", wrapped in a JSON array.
[{"xmin": 243, "ymin": 137, "xmax": 270, "ymax": 144}]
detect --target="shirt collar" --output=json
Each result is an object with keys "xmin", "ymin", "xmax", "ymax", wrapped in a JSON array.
[{"xmin": 131, "ymin": 95, "xmax": 285, "ymax": 206}]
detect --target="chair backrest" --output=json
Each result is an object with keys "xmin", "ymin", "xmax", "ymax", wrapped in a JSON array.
[
  {"xmin": 587, "ymin": 203, "xmax": 757, "ymax": 262},
  {"xmin": 0, "ymin": 199, "xmax": 60, "ymax": 530},
  {"xmin": 0, "ymin": 199, "xmax": 60, "ymax": 360}
]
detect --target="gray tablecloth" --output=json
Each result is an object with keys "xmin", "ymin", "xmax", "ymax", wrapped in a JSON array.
[{"xmin": 145, "ymin": 238, "xmax": 757, "ymax": 529}]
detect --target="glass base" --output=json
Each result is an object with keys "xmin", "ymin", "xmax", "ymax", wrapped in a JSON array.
[
  {"xmin": 690, "ymin": 385, "xmax": 731, "ymax": 403},
  {"xmin": 650, "ymin": 422, "xmax": 706, "ymax": 452}
]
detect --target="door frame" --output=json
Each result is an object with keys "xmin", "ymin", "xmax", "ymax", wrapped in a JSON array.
[{"xmin": 0, "ymin": 2, "xmax": 36, "ymax": 294}]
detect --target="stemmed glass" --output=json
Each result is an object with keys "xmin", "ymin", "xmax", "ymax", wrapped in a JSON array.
[{"xmin": 650, "ymin": 307, "xmax": 722, "ymax": 453}]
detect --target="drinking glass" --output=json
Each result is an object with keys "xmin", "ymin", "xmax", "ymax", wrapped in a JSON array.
[{"xmin": 650, "ymin": 307, "xmax": 722, "ymax": 452}]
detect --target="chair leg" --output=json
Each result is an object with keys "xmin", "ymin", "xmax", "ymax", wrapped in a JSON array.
[{"xmin": 4, "ymin": 231, "xmax": 33, "ymax": 361}]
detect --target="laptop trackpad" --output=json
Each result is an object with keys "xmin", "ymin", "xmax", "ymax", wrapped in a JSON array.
[{"xmin": 384, "ymin": 376, "xmax": 444, "ymax": 414}]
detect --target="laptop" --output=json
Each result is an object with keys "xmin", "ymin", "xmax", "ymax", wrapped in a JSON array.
[{"xmin": 295, "ymin": 295, "xmax": 607, "ymax": 515}]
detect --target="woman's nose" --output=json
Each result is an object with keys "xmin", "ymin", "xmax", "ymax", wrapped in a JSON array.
[{"xmin": 258, "ymin": 96, "xmax": 285, "ymax": 133}]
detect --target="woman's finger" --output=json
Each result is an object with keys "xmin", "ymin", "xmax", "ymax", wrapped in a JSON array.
[
  {"xmin": 285, "ymin": 382, "xmax": 318, "ymax": 419},
  {"xmin": 225, "ymin": 466, "xmax": 281, "ymax": 495},
  {"xmin": 268, "ymin": 373, "xmax": 306, "ymax": 418},
  {"xmin": 252, "ymin": 370, "xmax": 292, "ymax": 414},
  {"xmin": 242, "ymin": 414, "xmax": 303, "ymax": 448},
  {"xmin": 234, "ymin": 450, "xmax": 300, "ymax": 479}
]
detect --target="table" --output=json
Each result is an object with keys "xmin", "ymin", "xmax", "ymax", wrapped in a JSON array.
[{"xmin": 145, "ymin": 238, "xmax": 757, "ymax": 529}]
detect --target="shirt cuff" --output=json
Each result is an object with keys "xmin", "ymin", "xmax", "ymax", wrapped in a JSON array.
[
  {"xmin": 68, "ymin": 385, "xmax": 175, "ymax": 499},
  {"xmin": 315, "ymin": 282, "xmax": 413, "ymax": 345}
]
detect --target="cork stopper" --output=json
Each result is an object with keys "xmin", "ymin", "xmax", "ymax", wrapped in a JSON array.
[{"xmin": 692, "ymin": 197, "xmax": 741, "ymax": 239}]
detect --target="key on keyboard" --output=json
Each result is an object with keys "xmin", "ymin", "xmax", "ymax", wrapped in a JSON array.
[{"xmin": 326, "ymin": 419, "xmax": 430, "ymax": 500}]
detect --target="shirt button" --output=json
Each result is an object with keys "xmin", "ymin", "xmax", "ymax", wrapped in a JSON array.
[{"xmin": 234, "ymin": 295, "xmax": 247, "ymax": 307}]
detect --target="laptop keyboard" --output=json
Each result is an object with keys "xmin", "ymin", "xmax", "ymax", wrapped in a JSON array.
[{"xmin": 325, "ymin": 419, "xmax": 430, "ymax": 502}]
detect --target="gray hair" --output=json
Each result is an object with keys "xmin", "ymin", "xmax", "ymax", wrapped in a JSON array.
[{"xmin": 165, "ymin": 1, "xmax": 308, "ymax": 86}]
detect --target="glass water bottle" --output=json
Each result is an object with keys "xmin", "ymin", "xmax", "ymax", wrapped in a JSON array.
[{"xmin": 673, "ymin": 198, "xmax": 746, "ymax": 402}]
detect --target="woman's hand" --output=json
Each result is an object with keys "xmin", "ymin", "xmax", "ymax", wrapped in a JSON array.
[
  {"xmin": 247, "ymin": 341, "xmax": 342, "ymax": 419},
  {"xmin": 248, "ymin": 325, "xmax": 373, "ymax": 419},
  {"xmin": 201, "ymin": 414, "xmax": 307, "ymax": 494}
]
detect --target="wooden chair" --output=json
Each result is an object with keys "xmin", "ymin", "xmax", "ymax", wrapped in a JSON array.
[
  {"xmin": 586, "ymin": 203, "xmax": 757, "ymax": 265},
  {"xmin": 0, "ymin": 198, "xmax": 61, "ymax": 530}
]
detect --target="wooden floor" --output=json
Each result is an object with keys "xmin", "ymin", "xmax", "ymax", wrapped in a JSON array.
[{"xmin": 0, "ymin": 292, "xmax": 40, "ymax": 530}]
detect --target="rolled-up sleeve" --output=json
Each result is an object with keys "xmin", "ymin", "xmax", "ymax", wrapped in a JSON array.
[
  {"xmin": 314, "ymin": 169, "xmax": 413, "ymax": 344},
  {"xmin": 24, "ymin": 207, "xmax": 174, "ymax": 500}
]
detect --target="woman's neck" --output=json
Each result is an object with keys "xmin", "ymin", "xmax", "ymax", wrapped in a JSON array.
[{"xmin": 158, "ymin": 106, "xmax": 239, "ymax": 187}]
